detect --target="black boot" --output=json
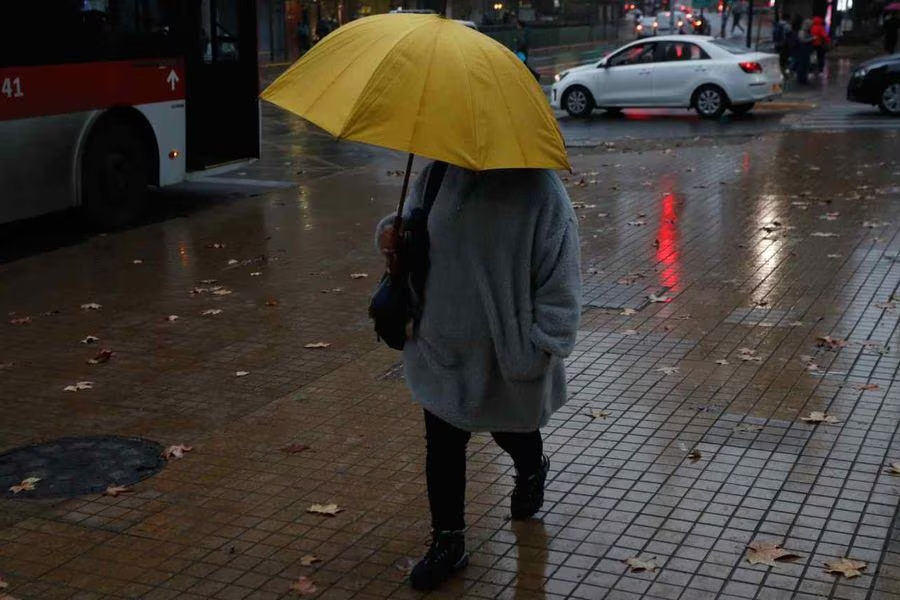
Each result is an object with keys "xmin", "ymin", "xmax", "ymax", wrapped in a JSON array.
[
  {"xmin": 511, "ymin": 455, "xmax": 549, "ymax": 520},
  {"xmin": 409, "ymin": 530, "xmax": 468, "ymax": 591}
]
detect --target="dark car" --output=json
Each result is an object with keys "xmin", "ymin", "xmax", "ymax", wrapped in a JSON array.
[{"xmin": 847, "ymin": 54, "xmax": 900, "ymax": 116}]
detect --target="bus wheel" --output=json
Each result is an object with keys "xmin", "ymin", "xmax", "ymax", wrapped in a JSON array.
[{"xmin": 81, "ymin": 119, "xmax": 150, "ymax": 229}]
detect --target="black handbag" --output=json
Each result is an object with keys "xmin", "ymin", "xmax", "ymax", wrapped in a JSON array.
[{"xmin": 369, "ymin": 161, "xmax": 448, "ymax": 350}]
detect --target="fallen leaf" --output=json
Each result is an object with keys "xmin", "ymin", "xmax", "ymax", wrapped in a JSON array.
[
  {"xmin": 63, "ymin": 381, "xmax": 94, "ymax": 392},
  {"xmin": 863, "ymin": 221, "xmax": 888, "ymax": 229},
  {"xmin": 250, "ymin": 271, "xmax": 262, "ymax": 276},
  {"xmin": 350, "ymin": 273, "xmax": 369, "ymax": 280},
  {"xmin": 80, "ymin": 335, "xmax": 100, "ymax": 344},
  {"xmin": 885, "ymin": 462, "xmax": 900, "ymax": 475},
  {"xmin": 163, "ymin": 444, "xmax": 193, "ymax": 460},
  {"xmin": 687, "ymin": 449, "xmax": 702, "ymax": 462},
  {"xmin": 656, "ymin": 366, "xmax": 679, "ymax": 375},
  {"xmin": 827, "ymin": 254, "xmax": 842, "ymax": 259},
  {"xmin": 227, "ymin": 259, "xmax": 239, "ymax": 265},
  {"xmin": 8, "ymin": 317, "xmax": 31, "ymax": 325},
  {"xmin": 300, "ymin": 555, "xmax": 321, "ymax": 567},
  {"xmin": 715, "ymin": 359, "xmax": 730, "ymax": 365},
  {"xmin": 307, "ymin": 503, "xmax": 343, "ymax": 516},
  {"xmin": 737, "ymin": 348, "xmax": 762, "ymax": 362},
  {"xmin": 588, "ymin": 408, "xmax": 609, "ymax": 419},
  {"xmin": 817, "ymin": 335, "xmax": 847, "ymax": 350},
  {"xmin": 620, "ymin": 308, "xmax": 637, "ymax": 316},
  {"xmin": 212, "ymin": 289, "xmax": 233, "ymax": 296},
  {"xmin": 201, "ymin": 309, "xmax": 223, "ymax": 316},
  {"xmin": 627, "ymin": 220, "xmax": 646, "ymax": 226},
  {"xmin": 393, "ymin": 557, "xmax": 416, "ymax": 575},
  {"xmin": 235, "ymin": 371, "xmax": 250, "ymax": 377},
  {"xmin": 789, "ymin": 321, "xmax": 804, "ymax": 327},
  {"xmin": 810, "ymin": 232, "xmax": 839, "ymax": 238},
  {"xmin": 617, "ymin": 273, "xmax": 645, "ymax": 285},
  {"xmin": 265, "ymin": 299, "xmax": 280, "ymax": 307},
  {"xmin": 648, "ymin": 293, "xmax": 671, "ymax": 303},
  {"xmin": 820, "ymin": 212, "xmax": 840, "ymax": 221},
  {"xmin": 856, "ymin": 383, "xmax": 880, "ymax": 391},
  {"xmin": 207, "ymin": 243, "xmax": 227, "ymax": 249},
  {"xmin": 132, "ymin": 259, "xmax": 143, "ymax": 264},
  {"xmin": 104, "ymin": 485, "xmax": 133, "ymax": 497},
  {"xmin": 290, "ymin": 576, "xmax": 317, "ymax": 596},
  {"xmin": 80, "ymin": 303, "xmax": 102, "ymax": 311},
  {"xmin": 304, "ymin": 342, "xmax": 331, "ymax": 349},
  {"xmin": 824, "ymin": 558, "xmax": 867, "ymax": 579},
  {"xmin": 746, "ymin": 541, "xmax": 800, "ymax": 567},
  {"xmin": 623, "ymin": 557, "xmax": 658, "ymax": 572},
  {"xmin": 8, "ymin": 477, "xmax": 41, "ymax": 494},
  {"xmin": 623, "ymin": 329, "xmax": 639, "ymax": 336},
  {"xmin": 87, "ymin": 349, "xmax": 113, "ymax": 365},
  {"xmin": 280, "ymin": 443, "xmax": 311, "ymax": 454},
  {"xmin": 165, "ymin": 315, "xmax": 179, "ymax": 322},
  {"xmin": 733, "ymin": 424, "xmax": 763, "ymax": 433},
  {"xmin": 9, "ymin": 477, "xmax": 41, "ymax": 494},
  {"xmin": 801, "ymin": 411, "xmax": 840, "ymax": 424}
]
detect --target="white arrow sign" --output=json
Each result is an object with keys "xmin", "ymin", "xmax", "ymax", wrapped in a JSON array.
[{"xmin": 166, "ymin": 69, "xmax": 180, "ymax": 91}]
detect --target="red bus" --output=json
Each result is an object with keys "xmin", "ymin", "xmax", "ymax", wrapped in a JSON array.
[{"xmin": 0, "ymin": 0, "xmax": 260, "ymax": 228}]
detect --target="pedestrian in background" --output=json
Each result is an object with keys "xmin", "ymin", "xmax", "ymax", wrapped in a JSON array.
[
  {"xmin": 810, "ymin": 16, "xmax": 831, "ymax": 75},
  {"xmin": 731, "ymin": 0, "xmax": 746, "ymax": 34},
  {"xmin": 793, "ymin": 17, "xmax": 814, "ymax": 83},
  {"xmin": 376, "ymin": 164, "xmax": 582, "ymax": 591},
  {"xmin": 773, "ymin": 14, "xmax": 793, "ymax": 75},
  {"xmin": 885, "ymin": 11, "xmax": 899, "ymax": 55}
]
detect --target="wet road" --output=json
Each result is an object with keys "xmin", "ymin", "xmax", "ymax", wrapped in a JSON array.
[{"xmin": 0, "ymin": 78, "xmax": 899, "ymax": 599}]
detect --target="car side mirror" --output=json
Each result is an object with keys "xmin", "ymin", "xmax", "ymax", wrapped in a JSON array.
[{"xmin": 598, "ymin": 61, "xmax": 608, "ymax": 68}]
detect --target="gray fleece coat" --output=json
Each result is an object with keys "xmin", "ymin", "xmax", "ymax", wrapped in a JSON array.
[{"xmin": 376, "ymin": 163, "xmax": 582, "ymax": 432}]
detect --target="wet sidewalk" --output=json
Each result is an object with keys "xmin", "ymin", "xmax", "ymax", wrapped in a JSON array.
[{"xmin": 0, "ymin": 117, "xmax": 899, "ymax": 599}]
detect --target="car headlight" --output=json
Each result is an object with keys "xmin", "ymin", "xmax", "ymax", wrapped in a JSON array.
[
  {"xmin": 853, "ymin": 66, "xmax": 869, "ymax": 78},
  {"xmin": 554, "ymin": 71, "xmax": 569, "ymax": 83}
]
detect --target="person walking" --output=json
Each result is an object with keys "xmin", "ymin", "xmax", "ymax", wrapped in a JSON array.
[
  {"xmin": 793, "ymin": 18, "xmax": 814, "ymax": 83},
  {"xmin": 376, "ymin": 163, "xmax": 582, "ymax": 591},
  {"xmin": 810, "ymin": 16, "xmax": 831, "ymax": 75},
  {"xmin": 731, "ymin": 0, "xmax": 746, "ymax": 34},
  {"xmin": 885, "ymin": 12, "xmax": 899, "ymax": 55},
  {"xmin": 773, "ymin": 14, "xmax": 793, "ymax": 75}
]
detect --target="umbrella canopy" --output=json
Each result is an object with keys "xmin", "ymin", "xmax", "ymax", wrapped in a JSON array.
[{"xmin": 261, "ymin": 14, "xmax": 570, "ymax": 172}]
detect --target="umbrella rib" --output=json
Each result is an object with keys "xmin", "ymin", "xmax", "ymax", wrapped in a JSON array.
[
  {"xmin": 343, "ymin": 23, "xmax": 440, "ymax": 142},
  {"xmin": 451, "ymin": 30, "xmax": 480, "ymax": 169},
  {"xmin": 476, "ymin": 43, "xmax": 529, "ymax": 167}
]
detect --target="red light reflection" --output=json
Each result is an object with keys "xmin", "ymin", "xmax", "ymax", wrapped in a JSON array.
[{"xmin": 655, "ymin": 193, "xmax": 680, "ymax": 291}]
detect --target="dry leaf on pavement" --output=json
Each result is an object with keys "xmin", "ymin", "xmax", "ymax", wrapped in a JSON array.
[
  {"xmin": 104, "ymin": 485, "xmax": 133, "ymax": 497},
  {"xmin": 715, "ymin": 359, "xmax": 730, "ymax": 365},
  {"xmin": 648, "ymin": 293, "xmax": 671, "ymax": 303},
  {"xmin": 737, "ymin": 348, "xmax": 762, "ymax": 362},
  {"xmin": 620, "ymin": 308, "xmax": 637, "ymax": 316},
  {"xmin": 266, "ymin": 299, "xmax": 280, "ymax": 306},
  {"xmin": 290, "ymin": 576, "xmax": 317, "ymax": 596},
  {"xmin": 235, "ymin": 371, "xmax": 250, "ymax": 377},
  {"xmin": 64, "ymin": 381, "xmax": 94, "ymax": 392},
  {"xmin": 207, "ymin": 243, "xmax": 227, "ymax": 249},
  {"xmin": 810, "ymin": 232, "xmax": 839, "ymax": 238},
  {"xmin": 734, "ymin": 424, "xmax": 763, "ymax": 434},
  {"xmin": 656, "ymin": 366, "xmax": 679, "ymax": 375},
  {"xmin": 801, "ymin": 411, "xmax": 840, "ymax": 425},
  {"xmin": 393, "ymin": 557, "xmax": 416, "ymax": 575},
  {"xmin": 201, "ymin": 309, "xmax": 223, "ymax": 316},
  {"xmin": 824, "ymin": 558, "xmax": 867, "ymax": 578},
  {"xmin": 588, "ymin": 408, "xmax": 609, "ymax": 419},
  {"xmin": 687, "ymin": 449, "xmax": 702, "ymax": 463},
  {"xmin": 87, "ymin": 350, "xmax": 113, "ymax": 365},
  {"xmin": 165, "ymin": 315, "xmax": 179, "ymax": 322},
  {"xmin": 280, "ymin": 443, "xmax": 311, "ymax": 454},
  {"xmin": 163, "ymin": 444, "xmax": 193, "ymax": 460},
  {"xmin": 8, "ymin": 317, "xmax": 31, "ymax": 325},
  {"xmin": 746, "ymin": 541, "xmax": 800, "ymax": 567},
  {"xmin": 623, "ymin": 557, "xmax": 658, "ymax": 572},
  {"xmin": 623, "ymin": 329, "xmax": 639, "ymax": 336},
  {"xmin": 304, "ymin": 343, "xmax": 331, "ymax": 349},
  {"xmin": 80, "ymin": 303, "xmax": 102, "ymax": 311},
  {"xmin": 80, "ymin": 335, "xmax": 100, "ymax": 344},
  {"xmin": 885, "ymin": 462, "xmax": 900, "ymax": 475},
  {"xmin": 212, "ymin": 289, "xmax": 233, "ymax": 296},
  {"xmin": 350, "ymin": 273, "xmax": 369, "ymax": 279},
  {"xmin": 250, "ymin": 272, "xmax": 262, "ymax": 276},
  {"xmin": 300, "ymin": 555, "xmax": 321, "ymax": 567},
  {"xmin": 855, "ymin": 383, "xmax": 880, "ymax": 391},
  {"xmin": 307, "ymin": 503, "xmax": 343, "ymax": 516},
  {"xmin": 817, "ymin": 335, "xmax": 847, "ymax": 350},
  {"xmin": 9, "ymin": 477, "xmax": 40, "ymax": 494}
]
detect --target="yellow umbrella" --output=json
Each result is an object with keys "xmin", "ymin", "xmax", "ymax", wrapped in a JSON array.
[{"xmin": 261, "ymin": 13, "xmax": 569, "ymax": 172}]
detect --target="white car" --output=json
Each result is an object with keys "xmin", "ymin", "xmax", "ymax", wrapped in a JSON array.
[
  {"xmin": 550, "ymin": 35, "xmax": 784, "ymax": 119},
  {"xmin": 653, "ymin": 10, "xmax": 691, "ymax": 34}
]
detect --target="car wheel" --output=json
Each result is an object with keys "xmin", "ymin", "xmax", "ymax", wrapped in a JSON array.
[
  {"xmin": 730, "ymin": 102, "xmax": 755, "ymax": 115},
  {"xmin": 692, "ymin": 84, "xmax": 728, "ymax": 119},
  {"xmin": 82, "ymin": 118, "xmax": 150, "ymax": 230},
  {"xmin": 878, "ymin": 81, "xmax": 900, "ymax": 116},
  {"xmin": 563, "ymin": 86, "xmax": 595, "ymax": 118}
]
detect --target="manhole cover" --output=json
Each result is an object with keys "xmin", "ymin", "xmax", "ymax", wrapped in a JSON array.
[{"xmin": 0, "ymin": 435, "xmax": 165, "ymax": 500}]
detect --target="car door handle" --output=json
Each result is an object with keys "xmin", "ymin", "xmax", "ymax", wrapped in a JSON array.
[
  {"xmin": 639, "ymin": 69, "xmax": 652, "ymax": 75},
  {"xmin": 694, "ymin": 66, "xmax": 708, "ymax": 72}
]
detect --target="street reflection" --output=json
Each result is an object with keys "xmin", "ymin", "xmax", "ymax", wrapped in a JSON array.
[{"xmin": 656, "ymin": 191, "xmax": 680, "ymax": 291}]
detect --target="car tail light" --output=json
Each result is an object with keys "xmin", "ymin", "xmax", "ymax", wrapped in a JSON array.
[{"xmin": 738, "ymin": 62, "xmax": 763, "ymax": 74}]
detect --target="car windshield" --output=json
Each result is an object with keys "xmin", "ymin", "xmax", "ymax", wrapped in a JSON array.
[{"xmin": 709, "ymin": 39, "xmax": 753, "ymax": 54}]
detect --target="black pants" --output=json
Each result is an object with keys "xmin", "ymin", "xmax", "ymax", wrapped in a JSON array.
[{"xmin": 424, "ymin": 410, "xmax": 543, "ymax": 532}]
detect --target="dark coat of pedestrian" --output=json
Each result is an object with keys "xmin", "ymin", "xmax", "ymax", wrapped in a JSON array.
[
  {"xmin": 793, "ymin": 18, "xmax": 815, "ymax": 83},
  {"xmin": 376, "ymin": 163, "xmax": 581, "ymax": 591},
  {"xmin": 885, "ymin": 13, "xmax": 899, "ymax": 55}
]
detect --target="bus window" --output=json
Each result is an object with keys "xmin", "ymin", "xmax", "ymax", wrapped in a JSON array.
[{"xmin": 201, "ymin": 0, "xmax": 241, "ymax": 63}]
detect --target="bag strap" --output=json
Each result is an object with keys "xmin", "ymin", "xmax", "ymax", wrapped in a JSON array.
[{"xmin": 422, "ymin": 161, "xmax": 448, "ymax": 217}]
